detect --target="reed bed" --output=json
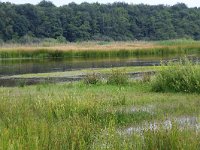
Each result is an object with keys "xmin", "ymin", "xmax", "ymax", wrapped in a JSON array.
[
  {"xmin": 0, "ymin": 40, "xmax": 200, "ymax": 59},
  {"xmin": 0, "ymin": 41, "xmax": 158, "ymax": 51},
  {"xmin": 0, "ymin": 46, "xmax": 199, "ymax": 59}
]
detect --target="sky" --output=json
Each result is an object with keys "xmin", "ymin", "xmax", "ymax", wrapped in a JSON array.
[{"xmin": 0, "ymin": 0, "xmax": 199, "ymax": 8}]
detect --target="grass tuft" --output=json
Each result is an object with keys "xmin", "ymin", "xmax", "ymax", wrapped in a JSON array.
[
  {"xmin": 151, "ymin": 59, "xmax": 200, "ymax": 93},
  {"xmin": 107, "ymin": 69, "xmax": 129, "ymax": 85},
  {"xmin": 83, "ymin": 72, "xmax": 101, "ymax": 85}
]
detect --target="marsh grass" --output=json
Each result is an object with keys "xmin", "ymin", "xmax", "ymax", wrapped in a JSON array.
[
  {"xmin": 83, "ymin": 69, "xmax": 130, "ymax": 85},
  {"xmin": 0, "ymin": 83, "xmax": 152, "ymax": 149},
  {"xmin": 83, "ymin": 72, "xmax": 101, "ymax": 85},
  {"xmin": 107, "ymin": 69, "xmax": 129, "ymax": 85},
  {"xmin": 152, "ymin": 59, "xmax": 200, "ymax": 93},
  {"xmin": 0, "ymin": 46, "xmax": 198, "ymax": 59},
  {"xmin": 0, "ymin": 40, "xmax": 200, "ymax": 59},
  {"xmin": 141, "ymin": 126, "xmax": 200, "ymax": 150},
  {"xmin": 157, "ymin": 39, "xmax": 200, "ymax": 46},
  {"xmin": 141, "ymin": 72, "xmax": 152, "ymax": 83},
  {"xmin": 0, "ymin": 82, "xmax": 200, "ymax": 149},
  {"xmin": 93, "ymin": 124, "xmax": 200, "ymax": 150}
]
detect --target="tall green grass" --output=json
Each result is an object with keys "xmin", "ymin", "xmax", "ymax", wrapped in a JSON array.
[
  {"xmin": 142, "ymin": 126, "xmax": 200, "ymax": 150},
  {"xmin": 0, "ymin": 83, "xmax": 152, "ymax": 149},
  {"xmin": 151, "ymin": 59, "xmax": 200, "ymax": 93},
  {"xmin": 0, "ymin": 45, "xmax": 200, "ymax": 59},
  {"xmin": 94, "ymin": 126, "xmax": 200, "ymax": 150},
  {"xmin": 157, "ymin": 39, "xmax": 200, "ymax": 46},
  {"xmin": 0, "ymin": 81, "xmax": 200, "ymax": 149}
]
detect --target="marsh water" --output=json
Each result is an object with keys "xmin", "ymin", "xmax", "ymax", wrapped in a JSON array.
[
  {"xmin": 1, "ymin": 54, "xmax": 200, "ymax": 77},
  {"xmin": 0, "ymin": 53, "xmax": 200, "ymax": 86}
]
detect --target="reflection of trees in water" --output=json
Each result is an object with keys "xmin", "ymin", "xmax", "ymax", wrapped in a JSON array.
[{"xmin": 0, "ymin": 55, "xmax": 199, "ymax": 76}]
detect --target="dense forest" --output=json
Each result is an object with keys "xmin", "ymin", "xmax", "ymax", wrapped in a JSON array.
[{"xmin": 0, "ymin": 1, "xmax": 200, "ymax": 42}]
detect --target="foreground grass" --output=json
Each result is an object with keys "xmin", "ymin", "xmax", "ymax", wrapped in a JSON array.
[{"xmin": 0, "ymin": 82, "xmax": 200, "ymax": 149}]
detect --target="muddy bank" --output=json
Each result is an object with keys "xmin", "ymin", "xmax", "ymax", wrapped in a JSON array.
[
  {"xmin": 0, "ymin": 71, "xmax": 155, "ymax": 87},
  {"xmin": 0, "ymin": 76, "xmax": 83, "ymax": 87}
]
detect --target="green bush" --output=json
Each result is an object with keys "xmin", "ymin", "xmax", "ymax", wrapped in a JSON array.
[
  {"xmin": 107, "ymin": 69, "xmax": 129, "ymax": 85},
  {"xmin": 151, "ymin": 59, "xmax": 200, "ymax": 93},
  {"xmin": 83, "ymin": 72, "xmax": 101, "ymax": 85}
]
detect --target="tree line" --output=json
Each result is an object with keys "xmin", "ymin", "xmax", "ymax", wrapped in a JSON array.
[{"xmin": 0, "ymin": 1, "xmax": 200, "ymax": 42}]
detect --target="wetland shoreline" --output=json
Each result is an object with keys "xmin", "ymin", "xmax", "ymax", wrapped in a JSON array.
[{"xmin": 0, "ymin": 71, "xmax": 155, "ymax": 87}]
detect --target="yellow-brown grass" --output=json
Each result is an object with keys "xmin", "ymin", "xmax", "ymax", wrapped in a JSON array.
[{"xmin": 0, "ymin": 41, "xmax": 161, "ymax": 52}]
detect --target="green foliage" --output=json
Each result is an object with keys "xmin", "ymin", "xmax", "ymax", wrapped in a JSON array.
[
  {"xmin": 18, "ymin": 34, "xmax": 41, "ymax": 44},
  {"xmin": 107, "ymin": 69, "xmax": 129, "ymax": 85},
  {"xmin": 1, "ymin": 2, "xmax": 200, "ymax": 42},
  {"xmin": 56, "ymin": 35, "xmax": 67, "ymax": 43},
  {"xmin": 151, "ymin": 59, "xmax": 200, "ymax": 93}
]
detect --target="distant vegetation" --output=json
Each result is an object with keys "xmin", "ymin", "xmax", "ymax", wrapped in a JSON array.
[
  {"xmin": 0, "ymin": 1, "xmax": 200, "ymax": 43},
  {"xmin": 0, "ymin": 40, "xmax": 200, "ymax": 59}
]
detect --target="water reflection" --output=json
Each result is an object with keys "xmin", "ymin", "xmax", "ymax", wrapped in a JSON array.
[{"xmin": 0, "ymin": 54, "xmax": 199, "ymax": 76}]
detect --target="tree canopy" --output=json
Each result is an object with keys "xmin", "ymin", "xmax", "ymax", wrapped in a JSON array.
[{"xmin": 0, "ymin": 1, "xmax": 200, "ymax": 42}]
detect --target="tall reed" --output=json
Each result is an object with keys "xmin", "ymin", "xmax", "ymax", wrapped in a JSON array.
[{"xmin": 0, "ymin": 45, "xmax": 200, "ymax": 59}]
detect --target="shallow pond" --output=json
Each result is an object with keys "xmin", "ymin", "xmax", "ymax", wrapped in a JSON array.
[
  {"xmin": 0, "ymin": 53, "xmax": 200, "ymax": 86},
  {"xmin": 120, "ymin": 116, "xmax": 200, "ymax": 136}
]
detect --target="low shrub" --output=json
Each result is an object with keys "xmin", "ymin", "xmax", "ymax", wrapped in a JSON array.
[
  {"xmin": 17, "ymin": 79, "xmax": 27, "ymax": 87},
  {"xmin": 151, "ymin": 59, "xmax": 200, "ymax": 93},
  {"xmin": 83, "ymin": 72, "xmax": 101, "ymax": 85},
  {"xmin": 107, "ymin": 69, "xmax": 129, "ymax": 85},
  {"xmin": 141, "ymin": 72, "xmax": 152, "ymax": 83}
]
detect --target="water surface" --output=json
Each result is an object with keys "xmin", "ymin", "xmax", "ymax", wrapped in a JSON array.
[{"xmin": 1, "ymin": 53, "xmax": 199, "ymax": 77}]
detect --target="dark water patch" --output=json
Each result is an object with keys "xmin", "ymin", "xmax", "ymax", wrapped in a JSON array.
[
  {"xmin": 0, "ymin": 57, "xmax": 160, "ymax": 76},
  {"xmin": 1, "ymin": 54, "xmax": 199, "ymax": 76}
]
